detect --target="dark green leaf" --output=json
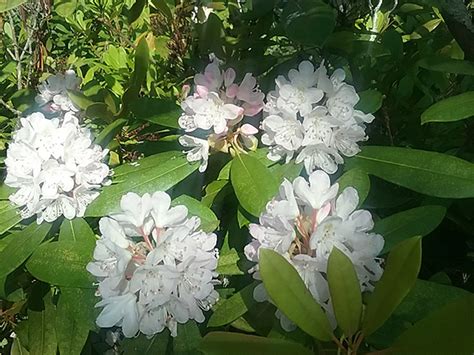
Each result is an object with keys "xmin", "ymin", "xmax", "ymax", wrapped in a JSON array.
[
  {"xmin": 28, "ymin": 293, "xmax": 57, "ymax": 355},
  {"xmin": 0, "ymin": 200, "xmax": 21, "ymax": 235},
  {"xmin": 418, "ymin": 56, "xmax": 474, "ymax": 76},
  {"xmin": 362, "ymin": 237, "xmax": 422, "ymax": 336},
  {"xmin": 337, "ymin": 168, "xmax": 370, "ymax": 206},
  {"xmin": 59, "ymin": 218, "xmax": 96, "ymax": 245},
  {"xmin": 130, "ymin": 97, "xmax": 181, "ymax": 128},
  {"xmin": 128, "ymin": 0, "xmax": 147, "ymax": 24},
  {"xmin": 67, "ymin": 90, "xmax": 94, "ymax": 110},
  {"xmin": 172, "ymin": 195, "xmax": 219, "ymax": 232},
  {"xmin": 173, "ymin": 321, "xmax": 202, "ymax": 355},
  {"xmin": 374, "ymin": 205, "xmax": 446, "ymax": 254},
  {"xmin": 94, "ymin": 118, "xmax": 127, "ymax": 147},
  {"xmin": 355, "ymin": 89, "xmax": 383, "ymax": 114},
  {"xmin": 259, "ymin": 249, "xmax": 333, "ymax": 341},
  {"xmin": 202, "ymin": 180, "xmax": 229, "ymax": 208},
  {"xmin": 122, "ymin": 332, "xmax": 170, "ymax": 354},
  {"xmin": 421, "ymin": 91, "xmax": 474, "ymax": 124}
]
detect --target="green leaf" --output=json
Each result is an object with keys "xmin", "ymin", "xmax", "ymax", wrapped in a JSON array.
[
  {"xmin": 337, "ymin": 168, "xmax": 370, "ymax": 206},
  {"xmin": 11, "ymin": 337, "xmax": 30, "ymax": 355},
  {"xmin": 86, "ymin": 152, "xmax": 198, "ymax": 216},
  {"xmin": 0, "ymin": 184, "xmax": 15, "ymax": 199},
  {"xmin": 374, "ymin": 205, "xmax": 446, "ymax": 254},
  {"xmin": 418, "ymin": 56, "xmax": 474, "ymax": 76},
  {"xmin": 362, "ymin": 237, "xmax": 422, "ymax": 336},
  {"xmin": 132, "ymin": 37, "xmax": 149, "ymax": 92},
  {"xmin": 59, "ymin": 218, "xmax": 96, "ymax": 245},
  {"xmin": 56, "ymin": 288, "xmax": 98, "ymax": 355},
  {"xmin": 202, "ymin": 180, "xmax": 229, "ymax": 208},
  {"xmin": 355, "ymin": 89, "xmax": 383, "ymax": 114},
  {"xmin": 346, "ymin": 146, "xmax": 474, "ymax": 198},
  {"xmin": 174, "ymin": 321, "xmax": 202, "ymax": 355},
  {"xmin": 327, "ymin": 248, "xmax": 362, "ymax": 337},
  {"xmin": 85, "ymin": 102, "xmax": 114, "ymax": 121},
  {"xmin": 130, "ymin": 97, "xmax": 181, "ymax": 128},
  {"xmin": 216, "ymin": 248, "xmax": 244, "ymax": 275},
  {"xmin": 67, "ymin": 90, "xmax": 94, "ymax": 111},
  {"xmin": 54, "ymin": 0, "xmax": 77, "ymax": 17},
  {"xmin": 122, "ymin": 332, "xmax": 170, "ymax": 354},
  {"xmin": 26, "ymin": 241, "xmax": 95, "ymax": 288},
  {"xmin": 200, "ymin": 332, "xmax": 313, "ymax": 355},
  {"xmin": 0, "ymin": 200, "xmax": 21, "ymax": 235},
  {"xmin": 393, "ymin": 295, "xmax": 474, "ymax": 354},
  {"xmin": 208, "ymin": 282, "xmax": 256, "ymax": 327},
  {"xmin": 0, "ymin": 223, "xmax": 51, "ymax": 279},
  {"xmin": 172, "ymin": 195, "xmax": 219, "ymax": 232},
  {"xmin": 128, "ymin": 0, "xmax": 147, "ymax": 24},
  {"xmin": 0, "ymin": 0, "xmax": 27, "ymax": 12},
  {"xmin": 150, "ymin": 0, "xmax": 172, "ymax": 19},
  {"xmin": 283, "ymin": 0, "xmax": 336, "ymax": 47},
  {"xmin": 94, "ymin": 118, "xmax": 127, "ymax": 147},
  {"xmin": 230, "ymin": 154, "xmax": 279, "ymax": 217},
  {"xmin": 28, "ymin": 293, "xmax": 57, "ymax": 355},
  {"xmin": 259, "ymin": 249, "xmax": 333, "ymax": 341},
  {"xmin": 421, "ymin": 91, "xmax": 474, "ymax": 124}
]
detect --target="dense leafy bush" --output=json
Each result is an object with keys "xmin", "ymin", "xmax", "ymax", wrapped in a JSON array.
[{"xmin": 0, "ymin": 0, "xmax": 473, "ymax": 354}]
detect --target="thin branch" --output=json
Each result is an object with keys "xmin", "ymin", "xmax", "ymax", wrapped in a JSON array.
[{"xmin": 0, "ymin": 98, "xmax": 22, "ymax": 116}]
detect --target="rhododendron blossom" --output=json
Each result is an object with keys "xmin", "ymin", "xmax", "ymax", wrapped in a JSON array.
[
  {"xmin": 5, "ymin": 111, "xmax": 110, "ymax": 223},
  {"xmin": 262, "ymin": 61, "xmax": 375, "ymax": 174},
  {"xmin": 87, "ymin": 191, "xmax": 219, "ymax": 338},
  {"xmin": 35, "ymin": 70, "xmax": 81, "ymax": 114},
  {"xmin": 244, "ymin": 170, "xmax": 384, "ymax": 331},
  {"xmin": 179, "ymin": 58, "xmax": 264, "ymax": 172}
]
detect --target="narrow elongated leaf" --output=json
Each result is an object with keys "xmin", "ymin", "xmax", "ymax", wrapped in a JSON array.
[
  {"xmin": 200, "ymin": 332, "xmax": 313, "ymax": 355},
  {"xmin": 94, "ymin": 118, "xmax": 127, "ymax": 146},
  {"xmin": 375, "ymin": 205, "xmax": 446, "ymax": 254},
  {"xmin": 86, "ymin": 152, "xmax": 198, "ymax": 216},
  {"xmin": 337, "ymin": 168, "xmax": 370, "ymax": 206},
  {"xmin": 393, "ymin": 295, "xmax": 474, "ymax": 354},
  {"xmin": 128, "ymin": 0, "xmax": 146, "ymax": 23},
  {"xmin": 362, "ymin": 237, "xmax": 422, "ymax": 336},
  {"xmin": 208, "ymin": 282, "xmax": 256, "ymax": 327},
  {"xmin": 421, "ymin": 91, "xmax": 474, "ymax": 124},
  {"xmin": 418, "ymin": 56, "xmax": 474, "ymax": 76},
  {"xmin": 0, "ymin": 200, "xmax": 21, "ymax": 234},
  {"xmin": 0, "ymin": 223, "xmax": 51, "ymax": 279},
  {"xmin": 130, "ymin": 97, "xmax": 180, "ymax": 128},
  {"xmin": 28, "ymin": 293, "xmax": 57, "ymax": 355},
  {"xmin": 0, "ymin": 0, "xmax": 27, "ymax": 12},
  {"xmin": 346, "ymin": 146, "xmax": 474, "ymax": 198},
  {"xmin": 327, "ymin": 248, "xmax": 362, "ymax": 337},
  {"xmin": 259, "ymin": 249, "xmax": 333, "ymax": 341},
  {"xmin": 56, "ymin": 288, "xmax": 97, "ymax": 355},
  {"xmin": 26, "ymin": 241, "xmax": 95, "ymax": 288},
  {"xmin": 59, "ymin": 218, "xmax": 96, "ymax": 245},
  {"xmin": 230, "ymin": 154, "xmax": 279, "ymax": 217},
  {"xmin": 67, "ymin": 90, "xmax": 94, "ymax": 110},
  {"xmin": 172, "ymin": 195, "xmax": 218, "ymax": 232}
]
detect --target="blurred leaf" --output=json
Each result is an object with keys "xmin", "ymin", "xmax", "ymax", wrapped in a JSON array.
[
  {"xmin": 346, "ymin": 146, "xmax": 474, "ymax": 198},
  {"xmin": 130, "ymin": 97, "xmax": 180, "ymax": 128},
  {"xmin": 128, "ymin": 0, "xmax": 147, "ymax": 24},
  {"xmin": 172, "ymin": 195, "xmax": 219, "ymax": 232},
  {"xmin": 216, "ymin": 248, "xmax": 244, "ymax": 275},
  {"xmin": 151, "ymin": 0, "xmax": 172, "ymax": 19},
  {"xmin": 421, "ymin": 91, "xmax": 474, "ymax": 124},
  {"xmin": 259, "ymin": 249, "xmax": 333, "ymax": 341},
  {"xmin": 0, "ymin": 200, "xmax": 21, "ymax": 235},
  {"xmin": 54, "ymin": 0, "xmax": 77, "ymax": 17},
  {"xmin": 393, "ymin": 295, "xmax": 474, "ymax": 354},
  {"xmin": 0, "ymin": 223, "xmax": 51, "ymax": 279},
  {"xmin": 94, "ymin": 118, "xmax": 127, "ymax": 147},
  {"xmin": 355, "ymin": 89, "xmax": 383, "ymax": 114},
  {"xmin": 85, "ymin": 102, "xmax": 114, "ymax": 121},
  {"xmin": 362, "ymin": 237, "xmax": 422, "ymax": 336},
  {"xmin": 200, "ymin": 332, "xmax": 313, "ymax": 355},
  {"xmin": 418, "ymin": 56, "xmax": 474, "ymax": 76},
  {"xmin": 337, "ymin": 168, "xmax": 370, "ymax": 206},
  {"xmin": 28, "ymin": 293, "xmax": 57, "ymax": 355},
  {"xmin": 327, "ymin": 248, "xmax": 362, "ymax": 337},
  {"xmin": 67, "ymin": 90, "xmax": 94, "ymax": 110},
  {"xmin": 230, "ymin": 154, "xmax": 279, "ymax": 217},
  {"xmin": 0, "ymin": 0, "xmax": 27, "ymax": 12},
  {"xmin": 174, "ymin": 321, "xmax": 202, "ymax": 355},
  {"xmin": 10, "ymin": 337, "xmax": 29, "ymax": 355},
  {"xmin": 196, "ymin": 13, "xmax": 225, "ymax": 57},
  {"xmin": 375, "ymin": 205, "xmax": 446, "ymax": 254},
  {"xmin": 122, "ymin": 332, "xmax": 170, "ymax": 354}
]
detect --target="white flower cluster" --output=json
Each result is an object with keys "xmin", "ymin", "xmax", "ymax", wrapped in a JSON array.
[
  {"xmin": 35, "ymin": 70, "xmax": 81, "ymax": 114},
  {"xmin": 179, "ymin": 58, "xmax": 264, "ymax": 172},
  {"xmin": 5, "ymin": 111, "xmax": 110, "ymax": 223},
  {"xmin": 262, "ymin": 61, "xmax": 375, "ymax": 174},
  {"xmin": 87, "ymin": 192, "xmax": 219, "ymax": 338},
  {"xmin": 244, "ymin": 170, "xmax": 384, "ymax": 331}
]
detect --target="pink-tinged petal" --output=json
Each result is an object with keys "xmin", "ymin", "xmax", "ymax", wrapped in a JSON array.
[
  {"xmin": 182, "ymin": 84, "xmax": 191, "ymax": 97},
  {"xmin": 222, "ymin": 104, "xmax": 244, "ymax": 120},
  {"xmin": 196, "ymin": 85, "xmax": 209, "ymax": 98},
  {"xmin": 226, "ymin": 84, "xmax": 239, "ymax": 98},
  {"xmin": 243, "ymin": 102, "xmax": 263, "ymax": 116},
  {"xmin": 316, "ymin": 203, "xmax": 331, "ymax": 224},
  {"xmin": 224, "ymin": 68, "xmax": 236, "ymax": 87},
  {"xmin": 241, "ymin": 123, "xmax": 259, "ymax": 136}
]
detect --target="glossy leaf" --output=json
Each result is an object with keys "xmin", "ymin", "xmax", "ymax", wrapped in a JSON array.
[
  {"xmin": 230, "ymin": 154, "xmax": 279, "ymax": 217},
  {"xmin": 28, "ymin": 293, "xmax": 57, "ymax": 355},
  {"xmin": 130, "ymin": 97, "xmax": 180, "ymax": 128},
  {"xmin": 0, "ymin": 200, "xmax": 21, "ymax": 235},
  {"xmin": 327, "ymin": 248, "xmax": 362, "ymax": 337},
  {"xmin": 375, "ymin": 205, "xmax": 446, "ymax": 254},
  {"xmin": 172, "ymin": 195, "xmax": 219, "ymax": 232},
  {"xmin": 0, "ymin": 223, "xmax": 51, "ymax": 279},
  {"xmin": 355, "ymin": 89, "xmax": 383, "ymax": 114},
  {"xmin": 86, "ymin": 152, "xmax": 198, "ymax": 216},
  {"xmin": 200, "ymin": 332, "xmax": 313, "ymax": 355},
  {"xmin": 259, "ymin": 249, "xmax": 333, "ymax": 341},
  {"xmin": 128, "ymin": 0, "xmax": 147, "ymax": 24},
  {"xmin": 362, "ymin": 237, "xmax": 422, "ymax": 336},
  {"xmin": 59, "ymin": 217, "xmax": 96, "ymax": 245},
  {"xmin": 174, "ymin": 321, "xmax": 202, "ymax": 355},
  {"xmin": 418, "ymin": 56, "xmax": 474, "ymax": 76},
  {"xmin": 421, "ymin": 91, "xmax": 474, "ymax": 124},
  {"xmin": 346, "ymin": 146, "xmax": 474, "ymax": 198},
  {"xmin": 337, "ymin": 168, "xmax": 370, "ymax": 206}
]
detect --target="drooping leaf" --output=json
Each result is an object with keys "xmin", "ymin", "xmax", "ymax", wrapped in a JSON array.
[
  {"xmin": 208, "ymin": 282, "xmax": 257, "ymax": 327},
  {"xmin": 374, "ymin": 205, "xmax": 446, "ymax": 254},
  {"xmin": 86, "ymin": 152, "xmax": 198, "ymax": 216},
  {"xmin": 56, "ymin": 288, "xmax": 98, "ymax": 355},
  {"xmin": 327, "ymin": 248, "xmax": 362, "ymax": 337},
  {"xmin": 130, "ymin": 97, "xmax": 181, "ymax": 128},
  {"xmin": 28, "ymin": 293, "xmax": 57, "ymax": 355},
  {"xmin": 26, "ymin": 241, "xmax": 95, "ymax": 288},
  {"xmin": 346, "ymin": 146, "xmax": 474, "ymax": 198},
  {"xmin": 172, "ymin": 195, "xmax": 219, "ymax": 232},
  {"xmin": 128, "ymin": 0, "xmax": 147, "ymax": 24},
  {"xmin": 0, "ymin": 200, "xmax": 21, "ymax": 235},
  {"xmin": 59, "ymin": 218, "xmax": 96, "ymax": 246},
  {"xmin": 392, "ymin": 295, "xmax": 474, "ymax": 354},
  {"xmin": 200, "ymin": 332, "xmax": 313, "ymax": 355},
  {"xmin": 0, "ymin": 223, "xmax": 51, "ymax": 279},
  {"xmin": 421, "ymin": 91, "xmax": 474, "ymax": 124},
  {"xmin": 259, "ymin": 249, "xmax": 333, "ymax": 341},
  {"xmin": 337, "ymin": 168, "xmax": 370, "ymax": 206},
  {"xmin": 362, "ymin": 237, "xmax": 422, "ymax": 336},
  {"xmin": 230, "ymin": 154, "xmax": 279, "ymax": 217}
]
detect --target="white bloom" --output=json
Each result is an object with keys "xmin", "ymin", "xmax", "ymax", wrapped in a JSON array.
[
  {"xmin": 244, "ymin": 171, "xmax": 384, "ymax": 331},
  {"xmin": 35, "ymin": 70, "xmax": 81, "ymax": 113},
  {"xmin": 88, "ymin": 191, "xmax": 219, "ymax": 338},
  {"xmin": 261, "ymin": 61, "xmax": 376, "ymax": 174},
  {"xmin": 178, "ymin": 135, "xmax": 209, "ymax": 173},
  {"xmin": 5, "ymin": 111, "xmax": 110, "ymax": 223}
]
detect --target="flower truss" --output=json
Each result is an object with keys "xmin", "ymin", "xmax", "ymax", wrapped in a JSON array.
[
  {"xmin": 261, "ymin": 60, "xmax": 375, "ymax": 174},
  {"xmin": 35, "ymin": 69, "xmax": 81, "ymax": 114},
  {"xmin": 244, "ymin": 170, "xmax": 384, "ymax": 331},
  {"xmin": 4, "ymin": 111, "xmax": 110, "ymax": 223},
  {"xmin": 178, "ymin": 57, "xmax": 265, "ymax": 172},
  {"xmin": 87, "ymin": 191, "xmax": 219, "ymax": 338}
]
